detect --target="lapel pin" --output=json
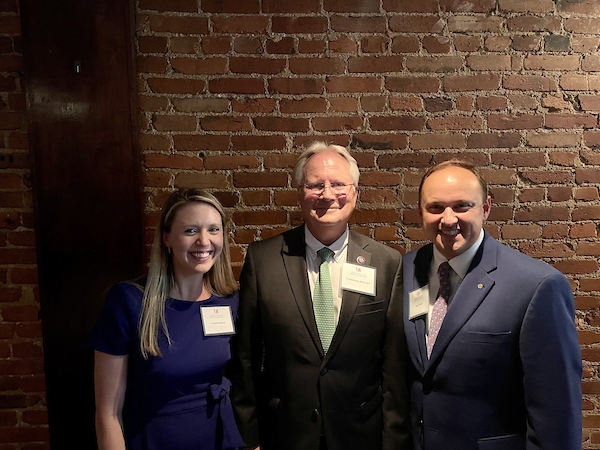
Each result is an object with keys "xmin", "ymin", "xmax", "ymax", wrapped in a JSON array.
[
  {"xmin": 357, "ymin": 256, "xmax": 366, "ymax": 265},
  {"xmin": 477, "ymin": 283, "xmax": 483, "ymax": 289}
]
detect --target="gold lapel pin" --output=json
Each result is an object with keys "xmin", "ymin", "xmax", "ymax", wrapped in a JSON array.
[{"xmin": 477, "ymin": 283, "xmax": 483, "ymax": 289}]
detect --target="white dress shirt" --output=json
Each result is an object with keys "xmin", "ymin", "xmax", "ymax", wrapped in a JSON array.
[
  {"xmin": 426, "ymin": 229, "xmax": 485, "ymax": 332},
  {"xmin": 305, "ymin": 225, "xmax": 349, "ymax": 326}
]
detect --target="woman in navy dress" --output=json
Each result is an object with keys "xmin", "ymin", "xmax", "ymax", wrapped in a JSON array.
[{"xmin": 90, "ymin": 189, "xmax": 245, "ymax": 450}]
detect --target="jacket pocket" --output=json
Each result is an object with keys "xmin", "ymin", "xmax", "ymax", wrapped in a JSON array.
[{"xmin": 478, "ymin": 433, "xmax": 525, "ymax": 450}]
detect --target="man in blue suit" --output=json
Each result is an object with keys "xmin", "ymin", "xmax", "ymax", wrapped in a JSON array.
[{"xmin": 403, "ymin": 160, "xmax": 582, "ymax": 450}]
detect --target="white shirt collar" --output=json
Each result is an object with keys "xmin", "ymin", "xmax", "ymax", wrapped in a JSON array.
[
  {"xmin": 432, "ymin": 228, "xmax": 485, "ymax": 279},
  {"xmin": 304, "ymin": 225, "xmax": 349, "ymax": 263}
]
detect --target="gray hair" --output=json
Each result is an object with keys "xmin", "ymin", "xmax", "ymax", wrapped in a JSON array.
[{"xmin": 293, "ymin": 141, "xmax": 360, "ymax": 188}]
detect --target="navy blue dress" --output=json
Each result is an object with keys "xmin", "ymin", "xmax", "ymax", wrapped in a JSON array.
[{"xmin": 89, "ymin": 281, "xmax": 244, "ymax": 450}]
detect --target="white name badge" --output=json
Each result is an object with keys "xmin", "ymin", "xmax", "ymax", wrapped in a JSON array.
[
  {"xmin": 409, "ymin": 286, "xmax": 429, "ymax": 320},
  {"xmin": 200, "ymin": 305, "xmax": 235, "ymax": 336},
  {"xmin": 341, "ymin": 262, "xmax": 376, "ymax": 296}
]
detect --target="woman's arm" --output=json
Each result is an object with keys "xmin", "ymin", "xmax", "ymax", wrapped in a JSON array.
[{"xmin": 94, "ymin": 350, "xmax": 128, "ymax": 450}]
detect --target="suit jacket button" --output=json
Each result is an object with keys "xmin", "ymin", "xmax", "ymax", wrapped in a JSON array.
[
  {"xmin": 311, "ymin": 408, "xmax": 320, "ymax": 422},
  {"xmin": 320, "ymin": 367, "xmax": 328, "ymax": 375}
]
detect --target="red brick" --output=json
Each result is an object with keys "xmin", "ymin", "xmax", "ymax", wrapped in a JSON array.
[
  {"xmin": 379, "ymin": 152, "xmax": 432, "ymax": 169},
  {"xmin": 545, "ymin": 114, "xmax": 596, "ymax": 129},
  {"xmin": 330, "ymin": 15, "xmax": 386, "ymax": 33},
  {"xmin": 147, "ymin": 78, "xmax": 206, "ymax": 94},
  {"xmin": 289, "ymin": 57, "xmax": 345, "ymax": 75},
  {"xmin": 575, "ymin": 187, "xmax": 599, "ymax": 201},
  {"xmin": 386, "ymin": 77, "xmax": 439, "ymax": 93},
  {"xmin": 573, "ymin": 205, "xmax": 600, "ymax": 221},
  {"xmin": 138, "ymin": 36, "xmax": 168, "ymax": 53},
  {"xmin": 453, "ymin": 35, "xmax": 482, "ymax": 52},
  {"xmin": 329, "ymin": 97, "xmax": 359, "ymax": 112},
  {"xmin": 553, "ymin": 260, "xmax": 599, "ymax": 274},
  {"xmin": 512, "ymin": 35, "xmax": 541, "ymax": 51},
  {"xmin": 491, "ymin": 152, "xmax": 545, "ymax": 167},
  {"xmin": 10, "ymin": 268, "xmax": 38, "ymax": 285},
  {"xmin": 361, "ymin": 36, "xmax": 389, "ymax": 53},
  {"xmin": 350, "ymin": 208, "xmax": 399, "ymax": 224},
  {"xmin": 499, "ymin": 0, "xmax": 554, "ymax": 12},
  {"xmin": 527, "ymin": 131, "xmax": 579, "ymax": 148},
  {"xmin": 173, "ymin": 135, "xmax": 229, "ymax": 151},
  {"xmin": 524, "ymin": 55, "xmax": 579, "ymax": 71},
  {"xmin": 274, "ymin": 190, "xmax": 299, "ymax": 206},
  {"xmin": 200, "ymin": 116, "xmax": 251, "ymax": 132},
  {"xmin": 211, "ymin": 16, "xmax": 268, "ymax": 34},
  {"xmin": 447, "ymin": 16, "xmax": 503, "ymax": 32},
  {"xmin": 232, "ymin": 98, "xmax": 276, "ymax": 113},
  {"xmin": 370, "ymin": 116, "xmax": 425, "ymax": 131},
  {"xmin": 263, "ymin": 0, "xmax": 319, "ymax": 13},
  {"xmin": 148, "ymin": 15, "xmax": 208, "ymax": 34},
  {"xmin": 204, "ymin": 155, "xmax": 259, "ymax": 170},
  {"xmin": 384, "ymin": 0, "xmax": 438, "ymax": 12},
  {"xmin": 139, "ymin": 0, "xmax": 197, "ymax": 12},
  {"xmin": 410, "ymin": 133, "xmax": 465, "ymax": 149},
  {"xmin": 268, "ymin": 78, "xmax": 324, "ymax": 94},
  {"xmin": 360, "ymin": 172, "xmax": 401, "ymax": 186},
  {"xmin": 325, "ymin": 77, "xmax": 380, "ymax": 93},
  {"xmin": 152, "ymin": 115, "xmax": 197, "ymax": 131},
  {"xmin": 391, "ymin": 36, "xmax": 420, "ymax": 53},
  {"xmin": 280, "ymin": 98, "xmax": 327, "ymax": 113},
  {"xmin": 507, "ymin": 15, "xmax": 560, "ymax": 33},
  {"xmin": 201, "ymin": 0, "xmax": 259, "ymax": 12},
  {"xmin": 518, "ymin": 188, "xmax": 544, "ymax": 202},
  {"xmin": 427, "ymin": 116, "xmax": 483, "ymax": 131},
  {"xmin": 406, "ymin": 56, "xmax": 462, "ymax": 73},
  {"xmin": 444, "ymin": 74, "xmax": 500, "ymax": 92},
  {"xmin": 549, "ymin": 151, "xmax": 577, "ymax": 167},
  {"xmin": 485, "ymin": 36, "xmax": 512, "ymax": 52},
  {"xmin": 202, "ymin": 36, "xmax": 230, "ymax": 54},
  {"xmin": 298, "ymin": 39, "xmax": 327, "ymax": 53},
  {"xmin": 230, "ymin": 57, "xmax": 286, "ymax": 74},
  {"xmin": 423, "ymin": 36, "xmax": 451, "ymax": 54},
  {"xmin": 232, "ymin": 210, "xmax": 287, "ymax": 226},
  {"xmin": 390, "ymin": 97, "xmax": 423, "ymax": 112},
  {"xmin": 467, "ymin": 132, "xmax": 520, "ymax": 149},
  {"xmin": 488, "ymin": 114, "xmax": 543, "ymax": 130},
  {"xmin": 475, "ymin": 96, "xmax": 507, "ymax": 111},
  {"xmin": 234, "ymin": 37, "xmax": 262, "ymax": 54},
  {"xmin": 330, "ymin": 37, "xmax": 358, "ymax": 53},
  {"xmin": 520, "ymin": 170, "xmax": 572, "ymax": 184},
  {"xmin": 171, "ymin": 58, "xmax": 227, "ymax": 75},
  {"xmin": 519, "ymin": 242, "xmax": 573, "ymax": 259},
  {"xmin": 501, "ymin": 224, "xmax": 542, "ymax": 239},
  {"xmin": 515, "ymin": 206, "xmax": 569, "ymax": 221},
  {"xmin": 311, "ymin": 117, "xmax": 362, "ymax": 132},
  {"xmin": 233, "ymin": 172, "xmax": 288, "ymax": 188},
  {"xmin": 353, "ymin": 134, "xmax": 408, "ymax": 150},
  {"xmin": 139, "ymin": 134, "xmax": 170, "ymax": 151},
  {"xmin": 348, "ymin": 56, "xmax": 404, "ymax": 73},
  {"xmin": 584, "ymin": 132, "xmax": 600, "ymax": 148},
  {"xmin": 174, "ymin": 172, "xmax": 229, "ymax": 189},
  {"xmin": 503, "ymin": 75, "xmax": 557, "ymax": 91},
  {"xmin": 565, "ymin": 18, "xmax": 600, "ymax": 34},
  {"xmin": 231, "ymin": 135, "xmax": 286, "ymax": 151},
  {"xmin": 467, "ymin": 55, "xmax": 511, "ymax": 71},
  {"xmin": 254, "ymin": 117, "xmax": 309, "ymax": 132},
  {"xmin": 390, "ymin": 16, "xmax": 444, "ymax": 33},
  {"xmin": 272, "ymin": 16, "xmax": 328, "ymax": 34},
  {"xmin": 242, "ymin": 190, "xmax": 271, "ymax": 206},
  {"xmin": 576, "ymin": 168, "xmax": 600, "ymax": 184},
  {"xmin": 266, "ymin": 37, "xmax": 296, "ymax": 54},
  {"xmin": 209, "ymin": 78, "xmax": 265, "ymax": 94},
  {"xmin": 361, "ymin": 189, "xmax": 397, "ymax": 204}
]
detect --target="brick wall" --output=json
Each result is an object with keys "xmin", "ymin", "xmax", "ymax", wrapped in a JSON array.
[
  {"xmin": 135, "ymin": 0, "xmax": 600, "ymax": 447},
  {"xmin": 4, "ymin": 0, "xmax": 600, "ymax": 448},
  {"xmin": 0, "ymin": 0, "xmax": 49, "ymax": 448}
]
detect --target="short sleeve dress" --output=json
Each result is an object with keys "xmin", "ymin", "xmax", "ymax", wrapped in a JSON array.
[{"xmin": 89, "ymin": 280, "xmax": 245, "ymax": 450}]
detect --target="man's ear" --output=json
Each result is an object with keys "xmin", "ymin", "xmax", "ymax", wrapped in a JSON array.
[{"xmin": 482, "ymin": 195, "xmax": 492, "ymax": 220}]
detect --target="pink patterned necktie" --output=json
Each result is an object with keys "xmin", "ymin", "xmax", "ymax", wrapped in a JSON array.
[{"xmin": 427, "ymin": 262, "xmax": 451, "ymax": 358}]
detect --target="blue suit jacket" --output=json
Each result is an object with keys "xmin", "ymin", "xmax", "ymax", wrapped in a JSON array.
[{"xmin": 403, "ymin": 233, "xmax": 582, "ymax": 450}]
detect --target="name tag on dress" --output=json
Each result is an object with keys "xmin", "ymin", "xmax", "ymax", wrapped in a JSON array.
[
  {"xmin": 409, "ymin": 286, "xmax": 429, "ymax": 320},
  {"xmin": 200, "ymin": 305, "xmax": 235, "ymax": 336},
  {"xmin": 341, "ymin": 262, "xmax": 376, "ymax": 296}
]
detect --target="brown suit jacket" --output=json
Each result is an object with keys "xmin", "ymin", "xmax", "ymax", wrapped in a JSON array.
[{"xmin": 230, "ymin": 226, "xmax": 410, "ymax": 450}]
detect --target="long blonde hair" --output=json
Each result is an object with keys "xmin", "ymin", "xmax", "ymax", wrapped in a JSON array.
[{"xmin": 139, "ymin": 188, "xmax": 237, "ymax": 358}]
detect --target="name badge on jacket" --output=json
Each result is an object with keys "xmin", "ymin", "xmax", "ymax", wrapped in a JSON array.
[
  {"xmin": 341, "ymin": 262, "xmax": 376, "ymax": 296},
  {"xmin": 409, "ymin": 286, "xmax": 429, "ymax": 320}
]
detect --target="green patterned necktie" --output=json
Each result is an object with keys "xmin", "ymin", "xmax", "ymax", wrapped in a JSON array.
[{"xmin": 313, "ymin": 247, "xmax": 336, "ymax": 353}]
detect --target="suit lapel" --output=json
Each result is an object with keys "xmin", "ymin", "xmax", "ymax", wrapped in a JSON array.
[
  {"xmin": 406, "ymin": 245, "xmax": 433, "ymax": 372},
  {"xmin": 324, "ymin": 230, "xmax": 369, "ymax": 363},
  {"xmin": 425, "ymin": 234, "xmax": 498, "ymax": 370},
  {"xmin": 281, "ymin": 227, "xmax": 323, "ymax": 353}
]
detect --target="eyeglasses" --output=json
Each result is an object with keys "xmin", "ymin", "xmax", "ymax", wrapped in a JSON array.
[{"xmin": 303, "ymin": 182, "xmax": 353, "ymax": 196}]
